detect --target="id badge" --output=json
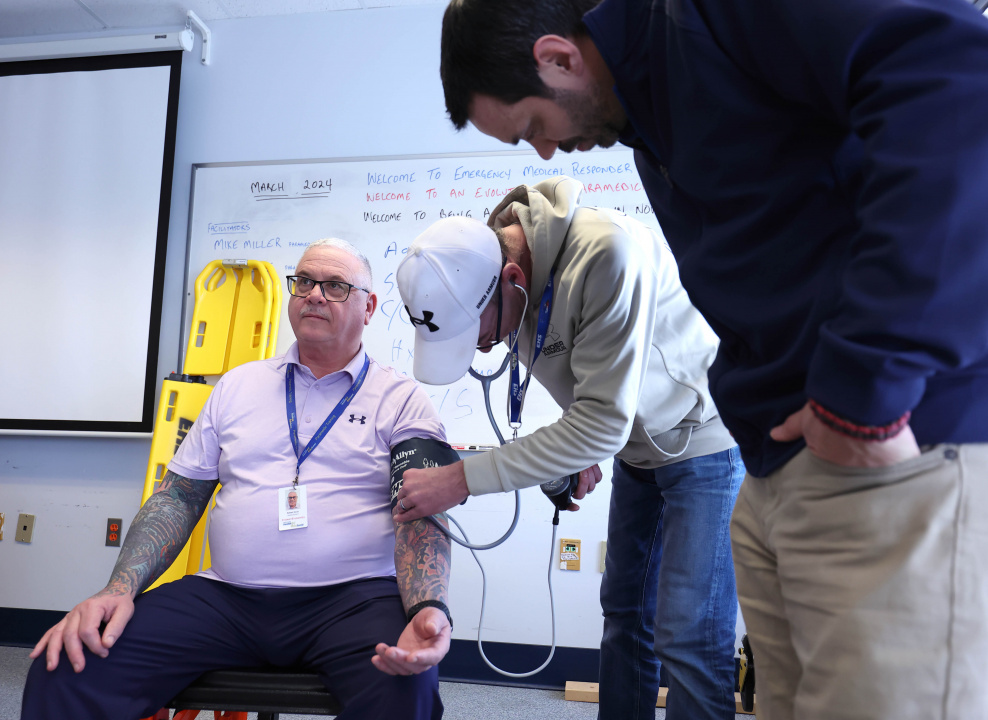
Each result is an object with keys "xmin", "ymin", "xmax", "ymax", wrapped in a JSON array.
[{"xmin": 279, "ymin": 485, "xmax": 308, "ymax": 530}]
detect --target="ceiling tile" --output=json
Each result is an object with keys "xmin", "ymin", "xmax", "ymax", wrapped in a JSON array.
[
  {"xmin": 0, "ymin": 0, "xmax": 448, "ymax": 41},
  {"xmin": 0, "ymin": 1, "xmax": 104, "ymax": 39},
  {"xmin": 363, "ymin": 0, "xmax": 446, "ymax": 6},
  {"xmin": 220, "ymin": 0, "xmax": 363, "ymax": 17},
  {"xmin": 81, "ymin": 0, "xmax": 233, "ymax": 29}
]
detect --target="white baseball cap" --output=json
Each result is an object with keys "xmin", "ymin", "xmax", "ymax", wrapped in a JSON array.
[{"xmin": 397, "ymin": 217, "xmax": 502, "ymax": 385}]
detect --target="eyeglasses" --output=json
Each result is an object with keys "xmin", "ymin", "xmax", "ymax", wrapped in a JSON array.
[
  {"xmin": 477, "ymin": 256, "xmax": 507, "ymax": 351},
  {"xmin": 286, "ymin": 275, "xmax": 371, "ymax": 302}
]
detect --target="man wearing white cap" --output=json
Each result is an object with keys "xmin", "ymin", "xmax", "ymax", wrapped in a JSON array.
[{"xmin": 394, "ymin": 176, "xmax": 744, "ymax": 720}]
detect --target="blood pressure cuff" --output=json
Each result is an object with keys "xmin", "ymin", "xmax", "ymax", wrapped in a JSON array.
[{"xmin": 389, "ymin": 437, "xmax": 461, "ymax": 510}]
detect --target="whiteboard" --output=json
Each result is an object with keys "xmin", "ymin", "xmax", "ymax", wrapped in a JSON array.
[{"xmin": 186, "ymin": 150, "xmax": 661, "ymax": 445}]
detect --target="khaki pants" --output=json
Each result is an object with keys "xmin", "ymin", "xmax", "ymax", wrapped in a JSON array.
[{"xmin": 731, "ymin": 444, "xmax": 988, "ymax": 720}]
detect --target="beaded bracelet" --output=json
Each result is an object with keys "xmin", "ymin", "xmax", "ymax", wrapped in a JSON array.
[{"xmin": 808, "ymin": 399, "xmax": 910, "ymax": 441}]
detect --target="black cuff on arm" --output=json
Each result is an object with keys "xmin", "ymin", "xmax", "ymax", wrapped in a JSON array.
[{"xmin": 406, "ymin": 599, "xmax": 452, "ymax": 630}]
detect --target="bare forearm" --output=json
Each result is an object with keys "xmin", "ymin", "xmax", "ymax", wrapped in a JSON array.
[
  {"xmin": 394, "ymin": 516, "xmax": 451, "ymax": 612},
  {"xmin": 105, "ymin": 471, "xmax": 217, "ymax": 598}
]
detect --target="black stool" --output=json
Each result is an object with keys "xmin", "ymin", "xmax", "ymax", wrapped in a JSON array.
[{"xmin": 167, "ymin": 667, "xmax": 341, "ymax": 720}]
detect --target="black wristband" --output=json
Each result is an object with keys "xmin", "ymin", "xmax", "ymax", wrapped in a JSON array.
[{"xmin": 406, "ymin": 599, "xmax": 452, "ymax": 630}]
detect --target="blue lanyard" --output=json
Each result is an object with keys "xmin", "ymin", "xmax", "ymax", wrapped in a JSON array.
[
  {"xmin": 285, "ymin": 354, "xmax": 369, "ymax": 484},
  {"xmin": 509, "ymin": 268, "xmax": 555, "ymax": 429}
]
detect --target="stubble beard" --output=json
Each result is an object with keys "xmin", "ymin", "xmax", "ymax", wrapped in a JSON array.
[{"xmin": 552, "ymin": 85, "xmax": 625, "ymax": 153}]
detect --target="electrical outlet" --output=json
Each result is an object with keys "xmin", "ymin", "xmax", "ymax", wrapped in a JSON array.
[
  {"xmin": 15, "ymin": 513, "xmax": 35, "ymax": 543},
  {"xmin": 105, "ymin": 518, "xmax": 122, "ymax": 547},
  {"xmin": 599, "ymin": 541, "xmax": 607, "ymax": 573},
  {"xmin": 559, "ymin": 538, "xmax": 581, "ymax": 571}
]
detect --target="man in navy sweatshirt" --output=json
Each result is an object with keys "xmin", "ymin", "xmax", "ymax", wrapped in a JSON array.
[{"xmin": 438, "ymin": 1, "xmax": 988, "ymax": 719}]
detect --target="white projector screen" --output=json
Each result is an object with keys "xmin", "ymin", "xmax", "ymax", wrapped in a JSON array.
[{"xmin": 0, "ymin": 51, "xmax": 180, "ymax": 434}]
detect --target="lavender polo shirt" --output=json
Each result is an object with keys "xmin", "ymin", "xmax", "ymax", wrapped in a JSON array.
[{"xmin": 168, "ymin": 343, "xmax": 446, "ymax": 588}]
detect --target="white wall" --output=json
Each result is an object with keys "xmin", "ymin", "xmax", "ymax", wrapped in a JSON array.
[
  {"xmin": 0, "ymin": 6, "xmax": 613, "ymax": 649},
  {"xmin": 0, "ymin": 436, "xmax": 150, "ymax": 608},
  {"xmin": 0, "ymin": 6, "xmax": 743, "ymax": 652}
]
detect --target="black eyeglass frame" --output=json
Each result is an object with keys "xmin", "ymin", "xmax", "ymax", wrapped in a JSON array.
[
  {"xmin": 285, "ymin": 275, "xmax": 371, "ymax": 303},
  {"xmin": 476, "ymin": 256, "xmax": 507, "ymax": 351}
]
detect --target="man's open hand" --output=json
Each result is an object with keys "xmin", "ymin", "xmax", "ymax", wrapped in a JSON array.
[{"xmin": 371, "ymin": 607, "xmax": 451, "ymax": 676}]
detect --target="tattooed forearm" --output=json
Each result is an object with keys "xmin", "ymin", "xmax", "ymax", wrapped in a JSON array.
[
  {"xmin": 100, "ymin": 470, "xmax": 218, "ymax": 599},
  {"xmin": 394, "ymin": 514, "xmax": 451, "ymax": 612}
]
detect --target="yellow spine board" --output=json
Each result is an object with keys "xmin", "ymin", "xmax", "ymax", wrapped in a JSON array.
[
  {"xmin": 183, "ymin": 486, "xmax": 218, "ymax": 576},
  {"xmin": 225, "ymin": 260, "xmax": 275, "ymax": 372},
  {"xmin": 139, "ymin": 378, "xmax": 213, "ymax": 592},
  {"xmin": 261, "ymin": 261, "xmax": 282, "ymax": 359},
  {"xmin": 184, "ymin": 261, "xmax": 239, "ymax": 376},
  {"xmin": 140, "ymin": 258, "xmax": 280, "ymax": 591}
]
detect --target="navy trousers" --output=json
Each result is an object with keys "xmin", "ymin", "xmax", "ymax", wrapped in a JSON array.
[{"xmin": 21, "ymin": 575, "xmax": 443, "ymax": 720}]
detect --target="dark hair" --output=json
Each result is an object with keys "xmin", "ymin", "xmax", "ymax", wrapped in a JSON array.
[{"xmin": 440, "ymin": 0, "xmax": 601, "ymax": 130}]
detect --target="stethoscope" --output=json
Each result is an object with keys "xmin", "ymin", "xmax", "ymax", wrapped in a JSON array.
[
  {"xmin": 435, "ymin": 281, "xmax": 534, "ymax": 552},
  {"xmin": 429, "ymin": 282, "xmax": 564, "ymax": 679}
]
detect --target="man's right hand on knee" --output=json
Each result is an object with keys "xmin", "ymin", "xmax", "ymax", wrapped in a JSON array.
[{"xmin": 30, "ymin": 590, "xmax": 135, "ymax": 673}]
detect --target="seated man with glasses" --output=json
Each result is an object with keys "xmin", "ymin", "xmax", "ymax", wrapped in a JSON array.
[
  {"xmin": 394, "ymin": 177, "xmax": 744, "ymax": 720},
  {"xmin": 22, "ymin": 239, "xmax": 451, "ymax": 720}
]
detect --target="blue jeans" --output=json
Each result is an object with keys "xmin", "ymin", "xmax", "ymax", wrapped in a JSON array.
[{"xmin": 598, "ymin": 447, "xmax": 744, "ymax": 720}]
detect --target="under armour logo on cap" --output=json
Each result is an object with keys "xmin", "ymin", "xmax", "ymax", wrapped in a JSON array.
[
  {"xmin": 396, "ymin": 216, "xmax": 503, "ymax": 385},
  {"xmin": 407, "ymin": 308, "xmax": 440, "ymax": 332}
]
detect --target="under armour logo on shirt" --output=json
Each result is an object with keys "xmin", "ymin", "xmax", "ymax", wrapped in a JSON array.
[
  {"xmin": 407, "ymin": 308, "xmax": 440, "ymax": 332},
  {"xmin": 349, "ymin": 414, "xmax": 367, "ymax": 424}
]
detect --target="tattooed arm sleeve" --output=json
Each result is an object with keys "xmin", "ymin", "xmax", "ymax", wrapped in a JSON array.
[
  {"xmin": 103, "ymin": 470, "xmax": 219, "ymax": 599},
  {"xmin": 393, "ymin": 514, "xmax": 452, "ymax": 613}
]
